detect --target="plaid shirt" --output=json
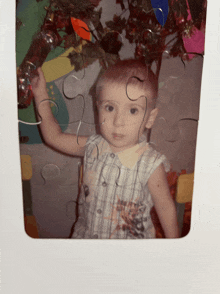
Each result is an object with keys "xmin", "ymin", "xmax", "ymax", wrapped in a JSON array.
[{"xmin": 72, "ymin": 134, "xmax": 170, "ymax": 239}]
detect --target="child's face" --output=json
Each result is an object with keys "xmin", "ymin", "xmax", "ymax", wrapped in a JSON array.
[{"xmin": 97, "ymin": 82, "xmax": 158, "ymax": 153}]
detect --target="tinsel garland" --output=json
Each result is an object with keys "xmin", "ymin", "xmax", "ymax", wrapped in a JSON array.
[{"xmin": 17, "ymin": 0, "xmax": 206, "ymax": 108}]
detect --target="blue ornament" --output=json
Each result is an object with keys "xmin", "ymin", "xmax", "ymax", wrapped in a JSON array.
[{"xmin": 151, "ymin": 0, "xmax": 169, "ymax": 26}]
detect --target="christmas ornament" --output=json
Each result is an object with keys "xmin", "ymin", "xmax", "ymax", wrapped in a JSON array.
[
  {"xmin": 151, "ymin": 0, "xmax": 169, "ymax": 26},
  {"xmin": 17, "ymin": 29, "xmax": 62, "ymax": 108},
  {"xmin": 17, "ymin": 0, "xmax": 206, "ymax": 108},
  {"xmin": 17, "ymin": 0, "xmax": 103, "ymax": 108},
  {"xmin": 182, "ymin": 0, "xmax": 205, "ymax": 59}
]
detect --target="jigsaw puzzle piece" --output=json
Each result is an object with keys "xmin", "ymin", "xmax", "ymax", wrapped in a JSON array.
[
  {"xmin": 160, "ymin": 118, "xmax": 181, "ymax": 143},
  {"xmin": 41, "ymin": 163, "xmax": 61, "ymax": 185},
  {"xmin": 159, "ymin": 58, "xmax": 186, "ymax": 87},
  {"xmin": 62, "ymin": 56, "xmax": 86, "ymax": 85},
  {"xmin": 85, "ymin": 153, "xmax": 145, "ymax": 193},
  {"xmin": 178, "ymin": 119, "xmax": 198, "ymax": 142},
  {"xmin": 58, "ymin": 61, "xmax": 100, "ymax": 131},
  {"xmin": 18, "ymin": 80, "xmax": 69, "ymax": 144},
  {"xmin": 51, "ymin": 93, "xmax": 95, "ymax": 144},
  {"xmin": 157, "ymin": 114, "xmax": 198, "ymax": 145},
  {"xmin": 99, "ymin": 163, "xmax": 121, "ymax": 187},
  {"xmin": 37, "ymin": 99, "xmax": 59, "ymax": 120},
  {"xmin": 59, "ymin": 159, "xmax": 82, "ymax": 187},
  {"xmin": 31, "ymin": 182, "xmax": 79, "ymax": 238},
  {"xmin": 81, "ymin": 160, "xmax": 145, "ymax": 209},
  {"xmin": 150, "ymin": 55, "xmax": 202, "ymax": 173},
  {"xmin": 126, "ymin": 76, "xmax": 149, "ymax": 101}
]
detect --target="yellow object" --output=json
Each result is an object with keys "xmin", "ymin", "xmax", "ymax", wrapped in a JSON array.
[
  {"xmin": 42, "ymin": 47, "xmax": 76, "ymax": 83},
  {"xmin": 176, "ymin": 173, "xmax": 194, "ymax": 203},
  {"xmin": 20, "ymin": 155, "xmax": 32, "ymax": 180}
]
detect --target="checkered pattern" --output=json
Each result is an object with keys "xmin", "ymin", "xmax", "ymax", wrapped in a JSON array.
[{"xmin": 72, "ymin": 134, "xmax": 170, "ymax": 239}]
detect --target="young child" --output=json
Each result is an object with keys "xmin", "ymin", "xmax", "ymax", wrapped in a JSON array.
[{"xmin": 31, "ymin": 59, "xmax": 179, "ymax": 239}]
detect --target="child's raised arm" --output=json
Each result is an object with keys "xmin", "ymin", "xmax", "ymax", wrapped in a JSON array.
[
  {"xmin": 148, "ymin": 164, "xmax": 179, "ymax": 238},
  {"xmin": 31, "ymin": 68, "xmax": 88, "ymax": 157}
]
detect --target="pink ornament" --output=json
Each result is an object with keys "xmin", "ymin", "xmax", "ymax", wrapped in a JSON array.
[
  {"xmin": 182, "ymin": 0, "xmax": 205, "ymax": 59},
  {"xmin": 183, "ymin": 29, "xmax": 205, "ymax": 59}
]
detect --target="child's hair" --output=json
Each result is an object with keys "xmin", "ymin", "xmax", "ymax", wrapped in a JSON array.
[{"xmin": 96, "ymin": 59, "xmax": 158, "ymax": 104}]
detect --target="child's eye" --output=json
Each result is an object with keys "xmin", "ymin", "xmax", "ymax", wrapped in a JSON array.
[
  {"xmin": 130, "ymin": 108, "xmax": 138, "ymax": 114},
  {"xmin": 105, "ymin": 105, "xmax": 114, "ymax": 112}
]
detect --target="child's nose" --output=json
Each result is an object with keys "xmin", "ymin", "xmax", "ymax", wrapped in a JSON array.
[{"xmin": 113, "ymin": 111, "xmax": 125, "ymax": 127}]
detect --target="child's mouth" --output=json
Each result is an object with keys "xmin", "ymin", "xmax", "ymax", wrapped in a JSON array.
[{"xmin": 112, "ymin": 133, "xmax": 124, "ymax": 139}]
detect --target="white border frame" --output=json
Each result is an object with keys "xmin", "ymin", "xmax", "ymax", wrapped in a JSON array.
[{"xmin": 1, "ymin": 0, "xmax": 220, "ymax": 293}]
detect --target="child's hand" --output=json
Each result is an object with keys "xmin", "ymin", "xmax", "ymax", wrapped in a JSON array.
[{"xmin": 31, "ymin": 68, "xmax": 48, "ymax": 100}]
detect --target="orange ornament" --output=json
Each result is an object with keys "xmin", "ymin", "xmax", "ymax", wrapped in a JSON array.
[{"xmin": 71, "ymin": 17, "xmax": 92, "ymax": 41}]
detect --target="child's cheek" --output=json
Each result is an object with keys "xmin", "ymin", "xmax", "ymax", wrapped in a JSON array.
[
  {"xmin": 98, "ymin": 109, "xmax": 104, "ymax": 123},
  {"xmin": 99, "ymin": 110, "xmax": 112, "ymax": 125},
  {"xmin": 99, "ymin": 112, "xmax": 106, "ymax": 125}
]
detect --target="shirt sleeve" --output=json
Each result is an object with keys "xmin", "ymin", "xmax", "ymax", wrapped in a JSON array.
[{"xmin": 144, "ymin": 147, "xmax": 170, "ymax": 183}]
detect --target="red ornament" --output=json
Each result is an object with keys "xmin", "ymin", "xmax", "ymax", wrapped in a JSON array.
[{"xmin": 17, "ymin": 9, "xmax": 69, "ymax": 108}]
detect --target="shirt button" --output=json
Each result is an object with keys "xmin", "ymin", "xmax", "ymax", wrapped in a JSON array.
[
  {"xmin": 110, "ymin": 153, "xmax": 115, "ymax": 158},
  {"xmin": 97, "ymin": 209, "xmax": 102, "ymax": 214},
  {"xmin": 102, "ymin": 181, "xmax": 107, "ymax": 187},
  {"xmin": 93, "ymin": 234, "xmax": 98, "ymax": 238}
]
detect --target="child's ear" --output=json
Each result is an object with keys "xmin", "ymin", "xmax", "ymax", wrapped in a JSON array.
[{"xmin": 145, "ymin": 108, "xmax": 159, "ymax": 129}]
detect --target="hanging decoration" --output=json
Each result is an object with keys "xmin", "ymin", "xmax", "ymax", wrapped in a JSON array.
[
  {"xmin": 17, "ymin": 0, "xmax": 106, "ymax": 108},
  {"xmin": 116, "ymin": 0, "xmax": 206, "ymax": 76},
  {"xmin": 151, "ymin": 0, "xmax": 169, "ymax": 26},
  {"xmin": 182, "ymin": 0, "xmax": 205, "ymax": 59},
  {"xmin": 17, "ymin": 0, "xmax": 206, "ymax": 109},
  {"xmin": 71, "ymin": 17, "xmax": 93, "ymax": 41}
]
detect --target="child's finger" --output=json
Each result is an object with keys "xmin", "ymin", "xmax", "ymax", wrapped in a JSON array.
[
  {"xmin": 30, "ymin": 76, "xmax": 39, "ymax": 87},
  {"xmin": 37, "ymin": 67, "xmax": 45, "ymax": 78}
]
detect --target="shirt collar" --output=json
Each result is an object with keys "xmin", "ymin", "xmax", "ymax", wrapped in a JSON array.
[{"xmin": 91, "ymin": 135, "xmax": 149, "ymax": 169}]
